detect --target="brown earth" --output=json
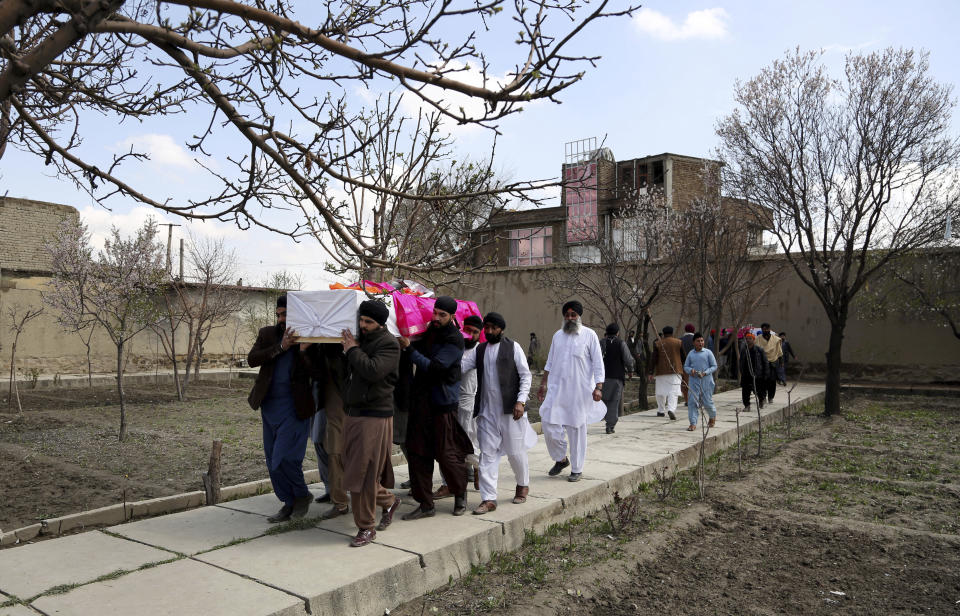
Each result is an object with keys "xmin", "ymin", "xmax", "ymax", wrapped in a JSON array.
[
  {"xmin": 394, "ymin": 393, "xmax": 960, "ymax": 615},
  {"xmin": 0, "ymin": 381, "xmax": 310, "ymax": 533}
]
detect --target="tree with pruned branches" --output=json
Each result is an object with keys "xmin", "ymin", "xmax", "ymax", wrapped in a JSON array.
[
  {"xmin": 2, "ymin": 0, "xmax": 637, "ymax": 277},
  {"xmin": 717, "ymin": 47, "xmax": 960, "ymax": 415}
]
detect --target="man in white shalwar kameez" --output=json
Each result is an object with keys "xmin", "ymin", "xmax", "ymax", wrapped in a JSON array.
[
  {"xmin": 536, "ymin": 300, "xmax": 606, "ymax": 482},
  {"xmin": 462, "ymin": 312, "xmax": 537, "ymax": 514}
]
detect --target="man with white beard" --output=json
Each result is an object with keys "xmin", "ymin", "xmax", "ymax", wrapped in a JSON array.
[
  {"xmin": 536, "ymin": 301, "xmax": 605, "ymax": 482},
  {"xmin": 461, "ymin": 312, "xmax": 537, "ymax": 514}
]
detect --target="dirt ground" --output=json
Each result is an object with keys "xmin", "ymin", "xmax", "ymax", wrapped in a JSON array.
[
  {"xmin": 0, "ymin": 380, "xmax": 311, "ymax": 532},
  {"xmin": 393, "ymin": 393, "xmax": 960, "ymax": 615}
]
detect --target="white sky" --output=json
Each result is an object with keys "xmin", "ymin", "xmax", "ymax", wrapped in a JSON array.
[{"xmin": 3, "ymin": 0, "xmax": 959, "ymax": 289}]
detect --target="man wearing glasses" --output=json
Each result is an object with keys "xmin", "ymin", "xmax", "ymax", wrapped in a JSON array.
[{"xmin": 247, "ymin": 294, "xmax": 323, "ymax": 523}]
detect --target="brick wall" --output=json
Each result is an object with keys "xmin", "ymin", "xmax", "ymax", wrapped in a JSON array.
[
  {"xmin": 0, "ymin": 197, "xmax": 79, "ymax": 274},
  {"xmin": 670, "ymin": 157, "xmax": 720, "ymax": 211}
]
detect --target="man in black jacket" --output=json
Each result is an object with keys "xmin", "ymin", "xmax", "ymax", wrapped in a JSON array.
[
  {"xmin": 399, "ymin": 295, "xmax": 472, "ymax": 519},
  {"xmin": 247, "ymin": 294, "xmax": 322, "ymax": 523},
  {"xmin": 739, "ymin": 332, "xmax": 768, "ymax": 411},
  {"xmin": 601, "ymin": 323, "xmax": 635, "ymax": 434},
  {"xmin": 340, "ymin": 299, "xmax": 402, "ymax": 547}
]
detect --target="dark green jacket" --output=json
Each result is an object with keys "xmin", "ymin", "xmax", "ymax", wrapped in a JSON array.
[{"xmin": 344, "ymin": 325, "xmax": 400, "ymax": 417}]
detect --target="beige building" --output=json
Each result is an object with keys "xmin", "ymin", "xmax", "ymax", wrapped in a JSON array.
[{"xmin": 0, "ymin": 197, "xmax": 272, "ymax": 377}]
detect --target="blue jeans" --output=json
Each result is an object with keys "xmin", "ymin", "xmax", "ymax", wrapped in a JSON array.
[
  {"xmin": 261, "ymin": 398, "xmax": 311, "ymax": 505},
  {"xmin": 686, "ymin": 377, "xmax": 717, "ymax": 426}
]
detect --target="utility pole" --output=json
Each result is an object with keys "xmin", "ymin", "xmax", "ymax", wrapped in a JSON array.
[
  {"xmin": 179, "ymin": 238, "xmax": 185, "ymax": 281},
  {"xmin": 160, "ymin": 223, "xmax": 181, "ymax": 275}
]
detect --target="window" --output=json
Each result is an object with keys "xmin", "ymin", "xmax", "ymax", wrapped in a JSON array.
[
  {"xmin": 652, "ymin": 160, "xmax": 664, "ymax": 185},
  {"xmin": 508, "ymin": 227, "xmax": 553, "ymax": 266}
]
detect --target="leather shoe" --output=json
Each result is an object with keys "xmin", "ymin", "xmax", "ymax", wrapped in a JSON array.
[
  {"xmin": 548, "ymin": 458, "xmax": 570, "ymax": 476},
  {"xmin": 453, "ymin": 493, "xmax": 467, "ymax": 516},
  {"xmin": 401, "ymin": 505, "xmax": 436, "ymax": 521},
  {"xmin": 267, "ymin": 504, "xmax": 293, "ymax": 523},
  {"xmin": 668, "ymin": 410, "xmax": 677, "ymax": 421},
  {"xmin": 400, "ymin": 479, "xmax": 412, "ymax": 489},
  {"xmin": 377, "ymin": 496, "xmax": 402, "ymax": 531},
  {"xmin": 472, "ymin": 500, "xmax": 497, "ymax": 515},
  {"xmin": 320, "ymin": 505, "xmax": 349, "ymax": 520},
  {"xmin": 656, "ymin": 412, "xmax": 665, "ymax": 417},
  {"xmin": 512, "ymin": 485, "xmax": 529, "ymax": 504},
  {"xmin": 291, "ymin": 494, "xmax": 312, "ymax": 519},
  {"xmin": 432, "ymin": 485, "xmax": 453, "ymax": 499},
  {"xmin": 315, "ymin": 493, "xmax": 331, "ymax": 504},
  {"xmin": 567, "ymin": 472, "xmax": 582, "ymax": 482},
  {"xmin": 707, "ymin": 417, "xmax": 716, "ymax": 428},
  {"xmin": 605, "ymin": 426, "xmax": 615, "ymax": 434},
  {"xmin": 349, "ymin": 528, "xmax": 376, "ymax": 547}
]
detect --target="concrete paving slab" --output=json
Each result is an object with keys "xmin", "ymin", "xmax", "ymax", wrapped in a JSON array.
[
  {"xmin": 216, "ymin": 485, "xmax": 326, "ymax": 518},
  {"xmin": 107, "ymin": 505, "xmax": 277, "ymax": 555},
  {"xmin": 0, "ymin": 603, "xmax": 42, "ymax": 616},
  {"xmin": 197, "ymin": 528, "xmax": 423, "ymax": 616},
  {"xmin": 31, "ymin": 557, "xmax": 307, "ymax": 616},
  {"xmin": 0, "ymin": 531, "xmax": 172, "ymax": 599}
]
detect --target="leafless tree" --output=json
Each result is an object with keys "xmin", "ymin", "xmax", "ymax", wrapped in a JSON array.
[
  {"xmin": 2, "ymin": 0, "xmax": 637, "ymax": 276},
  {"xmin": 153, "ymin": 234, "xmax": 243, "ymax": 398},
  {"xmin": 717, "ymin": 48, "xmax": 960, "ymax": 415},
  {"xmin": 5, "ymin": 303, "xmax": 43, "ymax": 412},
  {"xmin": 240, "ymin": 270, "xmax": 302, "ymax": 345},
  {"xmin": 535, "ymin": 188, "xmax": 684, "ymax": 405},
  {"xmin": 45, "ymin": 217, "xmax": 166, "ymax": 440}
]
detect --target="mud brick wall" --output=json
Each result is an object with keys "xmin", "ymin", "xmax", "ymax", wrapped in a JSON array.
[
  {"xmin": 670, "ymin": 157, "xmax": 720, "ymax": 212},
  {"xmin": 0, "ymin": 197, "xmax": 79, "ymax": 274}
]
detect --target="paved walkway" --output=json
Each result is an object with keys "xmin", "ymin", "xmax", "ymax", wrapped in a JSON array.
[{"xmin": 0, "ymin": 384, "xmax": 824, "ymax": 616}]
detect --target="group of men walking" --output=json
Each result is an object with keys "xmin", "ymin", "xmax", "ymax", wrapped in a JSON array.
[{"xmin": 248, "ymin": 295, "xmax": 608, "ymax": 548}]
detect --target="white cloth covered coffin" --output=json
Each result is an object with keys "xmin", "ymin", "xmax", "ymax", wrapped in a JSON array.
[{"xmin": 286, "ymin": 290, "xmax": 400, "ymax": 340}]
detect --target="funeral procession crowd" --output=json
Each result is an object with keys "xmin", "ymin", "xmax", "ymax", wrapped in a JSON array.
[{"xmin": 248, "ymin": 295, "xmax": 795, "ymax": 547}]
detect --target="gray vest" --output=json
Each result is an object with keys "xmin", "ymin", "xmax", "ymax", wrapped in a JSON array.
[{"xmin": 473, "ymin": 336, "xmax": 521, "ymax": 417}]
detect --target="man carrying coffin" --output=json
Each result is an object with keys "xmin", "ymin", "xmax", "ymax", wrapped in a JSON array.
[
  {"xmin": 399, "ymin": 295, "xmax": 473, "ymax": 519},
  {"xmin": 461, "ymin": 312, "xmax": 537, "ymax": 514},
  {"xmin": 339, "ymin": 299, "xmax": 402, "ymax": 547},
  {"xmin": 247, "ymin": 294, "xmax": 322, "ymax": 523}
]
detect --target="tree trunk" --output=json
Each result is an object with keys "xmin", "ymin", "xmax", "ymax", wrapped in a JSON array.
[
  {"xmin": 824, "ymin": 321, "xmax": 845, "ymax": 416},
  {"xmin": 7, "ymin": 340, "xmax": 15, "ymax": 409},
  {"xmin": 117, "ymin": 341, "xmax": 127, "ymax": 441},
  {"xmin": 86, "ymin": 342, "xmax": 93, "ymax": 388}
]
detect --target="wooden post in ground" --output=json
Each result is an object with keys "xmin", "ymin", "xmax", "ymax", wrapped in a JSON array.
[{"xmin": 202, "ymin": 440, "xmax": 222, "ymax": 505}]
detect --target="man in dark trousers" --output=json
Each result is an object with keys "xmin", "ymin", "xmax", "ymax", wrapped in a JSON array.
[
  {"xmin": 739, "ymin": 332, "xmax": 769, "ymax": 411},
  {"xmin": 601, "ymin": 323, "xmax": 635, "ymax": 434},
  {"xmin": 399, "ymin": 295, "xmax": 473, "ymax": 519},
  {"xmin": 247, "ymin": 294, "xmax": 322, "ymax": 523},
  {"xmin": 340, "ymin": 299, "xmax": 402, "ymax": 547}
]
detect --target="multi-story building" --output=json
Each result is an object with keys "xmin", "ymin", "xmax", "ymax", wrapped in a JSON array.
[{"xmin": 472, "ymin": 138, "xmax": 770, "ymax": 267}]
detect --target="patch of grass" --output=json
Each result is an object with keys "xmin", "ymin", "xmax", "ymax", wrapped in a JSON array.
[
  {"xmin": 263, "ymin": 516, "xmax": 319, "ymax": 535},
  {"xmin": 31, "ymin": 556, "xmax": 181, "ymax": 601}
]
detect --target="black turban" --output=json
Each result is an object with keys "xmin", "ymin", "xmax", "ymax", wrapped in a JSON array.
[
  {"xmin": 358, "ymin": 299, "xmax": 389, "ymax": 326},
  {"xmin": 562, "ymin": 300, "xmax": 583, "ymax": 316},
  {"xmin": 276, "ymin": 294, "xmax": 287, "ymax": 308},
  {"xmin": 483, "ymin": 312, "xmax": 506, "ymax": 329},
  {"xmin": 605, "ymin": 322, "xmax": 619, "ymax": 336},
  {"xmin": 463, "ymin": 315, "xmax": 483, "ymax": 329},
  {"xmin": 434, "ymin": 295, "xmax": 458, "ymax": 315}
]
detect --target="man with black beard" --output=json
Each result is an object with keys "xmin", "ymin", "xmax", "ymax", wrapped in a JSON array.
[
  {"xmin": 247, "ymin": 294, "xmax": 323, "ymax": 523},
  {"xmin": 462, "ymin": 312, "xmax": 536, "ymax": 514},
  {"xmin": 399, "ymin": 296, "xmax": 473, "ymax": 518},
  {"xmin": 433, "ymin": 314, "xmax": 483, "ymax": 499}
]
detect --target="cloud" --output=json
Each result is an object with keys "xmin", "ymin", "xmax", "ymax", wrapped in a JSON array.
[
  {"xmin": 633, "ymin": 7, "xmax": 730, "ymax": 41},
  {"xmin": 116, "ymin": 133, "xmax": 196, "ymax": 169},
  {"xmin": 822, "ymin": 40, "xmax": 879, "ymax": 54},
  {"xmin": 79, "ymin": 205, "xmax": 244, "ymax": 253}
]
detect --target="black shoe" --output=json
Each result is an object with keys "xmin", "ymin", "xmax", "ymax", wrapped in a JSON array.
[
  {"xmin": 315, "ymin": 493, "xmax": 331, "ymax": 504},
  {"xmin": 290, "ymin": 494, "xmax": 312, "ymax": 519},
  {"xmin": 401, "ymin": 505, "xmax": 436, "ymax": 521},
  {"xmin": 453, "ymin": 493, "xmax": 467, "ymax": 516},
  {"xmin": 320, "ymin": 505, "xmax": 349, "ymax": 520},
  {"xmin": 656, "ymin": 412, "xmax": 666, "ymax": 417},
  {"xmin": 548, "ymin": 458, "xmax": 570, "ymax": 476},
  {"xmin": 605, "ymin": 426, "xmax": 615, "ymax": 434},
  {"xmin": 768, "ymin": 397, "xmax": 774, "ymax": 403},
  {"xmin": 668, "ymin": 410, "xmax": 677, "ymax": 421},
  {"xmin": 400, "ymin": 479, "xmax": 412, "ymax": 489},
  {"xmin": 568, "ymin": 472, "xmax": 582, "ymax": 482},
  {"xmin": 267, "ymin": 504, "xmax": 293, "ymax": 523}
]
